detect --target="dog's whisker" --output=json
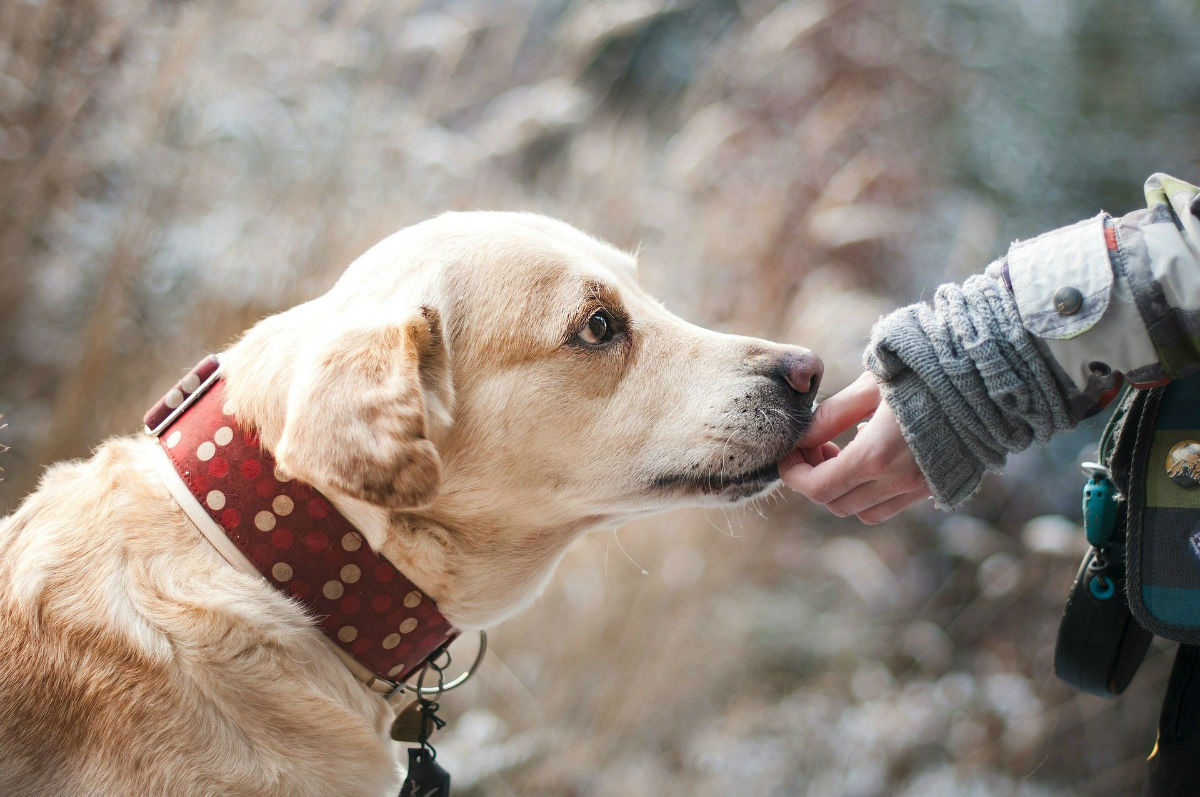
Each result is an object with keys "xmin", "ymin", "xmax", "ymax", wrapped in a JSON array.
[
  {"xmin": 700, "ymin": 508, "xmax": 736, "ymax": 537},
  {"xmin": 610, "ymin": 530, "xmax": 648, "ymax": 575},
  {"xmin": 720, "ymin": 508, "xmax": 743, "ymax": 539}
]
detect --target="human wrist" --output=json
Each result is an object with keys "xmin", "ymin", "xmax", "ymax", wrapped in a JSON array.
[{"xmin": 871, "ymin": 368, "xmax": 986, "ymax": 509}]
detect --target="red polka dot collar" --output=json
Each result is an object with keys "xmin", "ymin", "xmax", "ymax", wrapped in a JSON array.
[{"xmin": 145, "ymin": 356, "xmax": 457, "ymax": 694}]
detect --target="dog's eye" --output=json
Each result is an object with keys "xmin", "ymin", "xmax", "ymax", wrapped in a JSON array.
[{"xmin": 579, "ymin": 310, "xmax": 615, "ymax": 346}]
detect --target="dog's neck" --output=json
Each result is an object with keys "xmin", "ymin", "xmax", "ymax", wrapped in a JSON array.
[
  {"xmin": 335, "ymin": 507, "xmax": 590, "ymax": 630},
  {"xmin": 220, "ymin": 326, "xmax": 594, "ymax": 631}
]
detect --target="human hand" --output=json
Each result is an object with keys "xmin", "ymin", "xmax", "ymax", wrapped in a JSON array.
[{"xmin": 780, "ymin": 372, "xmax": 931, "ymax": 524}]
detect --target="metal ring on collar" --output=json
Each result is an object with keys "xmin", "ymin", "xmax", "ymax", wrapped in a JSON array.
[{"xmin": 406, "ymin": 631, "xmax": 487, "ymax": 696}]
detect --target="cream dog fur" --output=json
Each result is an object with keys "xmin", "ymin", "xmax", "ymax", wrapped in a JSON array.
[{"xmin": 0, "ymin": 212, "xmax": 821, "ymax": 795}]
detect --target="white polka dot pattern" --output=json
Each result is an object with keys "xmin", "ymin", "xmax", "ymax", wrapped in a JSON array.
[
  {"xmin": 272, "ymin": 562, "xmax": 293, "ymax": 582},
  {"xmin": 196, "ymin": 441, "xmax": 215, "ymax": 461},
  {"xmin": 213, "ymin": 426, "xmax": 234, "ymax": 446},
  {"xmin": 166, "ymin": 430, "xmax": 182, "ymax": 449},
  {"xmin": 206, "ymin": 490, "xmax": 226, "ymax": 510},
  {"xmin": 272, "ymin": 495, "xmax": 294, "ymax": 516},
  {"xmin": 340, "ymin": 564, "xmax": 361, "ymax": 584},
  {"xmin": 254, "ymin": 511, "xmax": 276, "ymax": 532}
]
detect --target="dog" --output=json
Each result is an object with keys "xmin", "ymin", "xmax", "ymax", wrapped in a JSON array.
[{"xmin": 0, "ymin": 212, "xmax": 821, "ymax": 795}]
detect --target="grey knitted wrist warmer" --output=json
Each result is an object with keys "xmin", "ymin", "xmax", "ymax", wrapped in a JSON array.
[{"xmin": 864, "ymin": 272, "xmax": 1076, "ymax": 509}]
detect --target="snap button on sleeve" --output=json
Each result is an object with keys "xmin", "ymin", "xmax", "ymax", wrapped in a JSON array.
[
  {"xmin": 1007, "ymin": 213, "xmax": 1111, "ymax": 340},
  {"xmin": 1054, "ymin": 286, "xmax": 1084, "ymax": 316}
]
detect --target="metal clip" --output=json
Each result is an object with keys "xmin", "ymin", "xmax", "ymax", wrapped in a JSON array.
[{"xmin": 385, "ymin": 630, "xmax": 487, "ymax": 703}]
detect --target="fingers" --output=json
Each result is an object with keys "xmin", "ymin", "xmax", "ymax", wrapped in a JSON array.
[
  {"xmin": 815, "ymin": 441, "xmax": 840, "ymax": 463},
  {"xmin": 781, "ymin": 374, "xmax": 930, "ymax": 526},
  {"xmin": 799, "ymin": 372, "xmax": 881, "ymax": 447},
  {"xmin": 855, "ymin": 486, "xmax": 932, "ymax": 525},
  {"xmin": 826, "ymin": 470, "xmax": 927, "ymax": 517},
  {"xmin": 780, "ymin": 443, "xmax": 870, "ymax": 504},
  {"xmin": 782, "ymin": 391, "xmax": 931, "ymax": 525},
  {"xmin": 782, "ymin": 441, "xmax": 840, "ymax": 470}
]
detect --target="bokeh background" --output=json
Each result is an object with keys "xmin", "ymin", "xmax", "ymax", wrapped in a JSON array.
[{"xmin": 3, "ymin": 1, "xmax": 1199, "ymax": 794}]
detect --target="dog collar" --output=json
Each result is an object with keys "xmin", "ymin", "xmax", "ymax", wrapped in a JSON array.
[{"xmin": 145, "ymin": 356, "xmax": 457, "ymax": 694}]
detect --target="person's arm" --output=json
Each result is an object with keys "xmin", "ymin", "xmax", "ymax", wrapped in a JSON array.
[{"xmin": 783, "ymin": 173, "xmax": 1200, "ymax": 520}]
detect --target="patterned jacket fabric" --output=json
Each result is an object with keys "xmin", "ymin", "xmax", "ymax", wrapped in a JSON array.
[
  {"xmin": 1029, "ymin": 174, "xmax": 1200, "ymax": 404},
  {"xmin": 866, "ymin": 173, "xmax": 1200, "ymax": 507}
]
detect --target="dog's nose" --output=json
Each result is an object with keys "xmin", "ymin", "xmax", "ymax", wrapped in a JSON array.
[{"xmin": 776, "ymin": 350, "xmax": 823, "ymax": 403}]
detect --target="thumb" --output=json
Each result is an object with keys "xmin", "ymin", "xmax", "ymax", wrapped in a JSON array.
[{"xmin": 799, "ymin": 371, "xmax": 881, "ymax": 446}]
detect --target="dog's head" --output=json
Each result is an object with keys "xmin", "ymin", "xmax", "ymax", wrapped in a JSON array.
[{"xmin": 224, "ymin": 212, "xmax": 820, "ymax": 624}]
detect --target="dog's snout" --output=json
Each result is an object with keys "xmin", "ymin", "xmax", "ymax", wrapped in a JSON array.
[{"xmin": 772, "ymin": 350, "xmax": 823, "ymax": 403}]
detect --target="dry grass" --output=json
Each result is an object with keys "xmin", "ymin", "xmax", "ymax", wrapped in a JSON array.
[{"xmin": 1, "ymin": 1, "xmax": 1197, "ymax": 794}]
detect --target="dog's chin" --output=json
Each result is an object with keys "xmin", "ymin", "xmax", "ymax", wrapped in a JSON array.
[
  {"xmin": 650, "ymin": 460, "xmax": 782, "ymax": 504},
  {"xmin": 648, "ymin": 409, "xmax": 810, "ymax": 505}
]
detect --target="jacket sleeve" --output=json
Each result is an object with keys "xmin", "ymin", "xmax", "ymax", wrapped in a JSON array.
[
  {"xmin": 864, "ymin": 173, "xmax": 1200, "ymax": 508},
  {"xmin": 1005, "ymin": 173, "xmax": 1200, "ymax": 418}
]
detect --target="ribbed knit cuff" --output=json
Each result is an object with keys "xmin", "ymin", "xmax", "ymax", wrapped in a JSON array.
[{"xmin": 864, "ymin": 272, "xmax": 1076, "ymax": 510}]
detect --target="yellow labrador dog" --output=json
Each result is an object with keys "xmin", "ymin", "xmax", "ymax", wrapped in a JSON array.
[{"xmin": 0, "ymin": 212, "xmax": 821, "ymax": 795}]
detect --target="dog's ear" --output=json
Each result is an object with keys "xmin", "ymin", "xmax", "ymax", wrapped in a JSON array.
[{"xmin": 274, "ymin": 307, "xmax": 450, "ymax": 510}]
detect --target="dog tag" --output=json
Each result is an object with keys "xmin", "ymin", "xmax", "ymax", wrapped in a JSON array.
[
  {"xmin": 400, "ymin": 747, "xmax": 451, "ymax": 796},
  {"xmin": 390, "ymin": 701, "xmax": 426, "ymax": 743}
]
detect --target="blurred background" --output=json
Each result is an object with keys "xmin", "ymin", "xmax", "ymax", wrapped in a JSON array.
[{"xmin": 2, "ymin": 0, "xmax": 1199, "ymax": 794}]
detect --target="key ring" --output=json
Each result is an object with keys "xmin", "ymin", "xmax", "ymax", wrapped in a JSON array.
[{"xmin": 405, "ymin": 630, "xmax": 487, "ymax": 696}]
